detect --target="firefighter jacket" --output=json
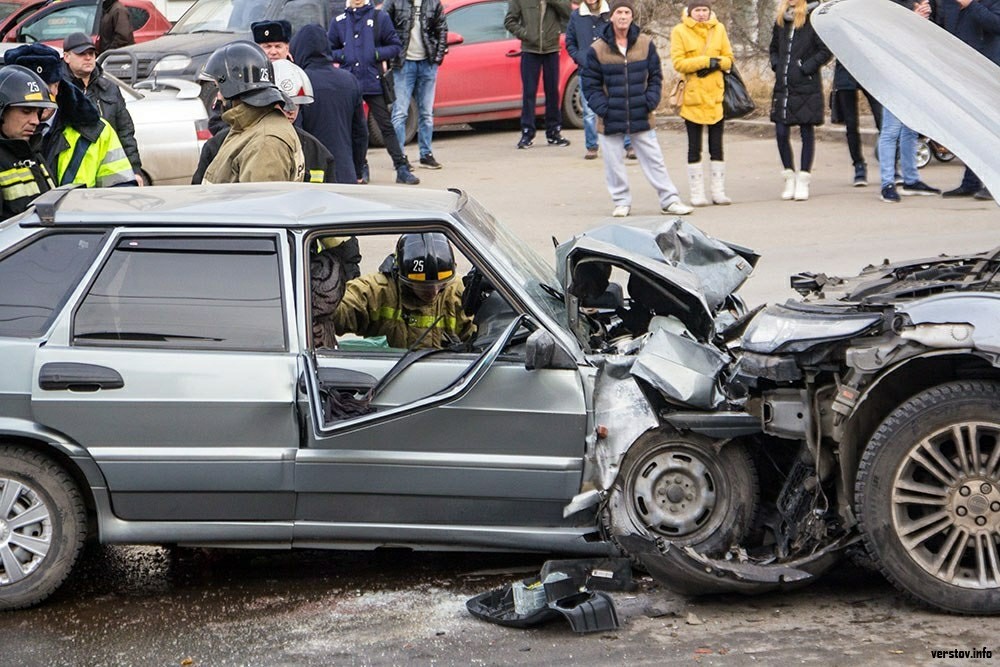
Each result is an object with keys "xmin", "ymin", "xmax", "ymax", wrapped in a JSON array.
[
  {"xmin": 43, "ymin": 81, "xmax": 135, "ymax": 188},
  {"xmin": 0, "ymin": 134, "xmax": 54, "ymax": 219},
  {"xmin": 202, "ymin": 102, "xmax": 305, "ymax": 184},
  {"xmin": 327, "ymin": 271, "xmax": 475, "ymax": 350}
]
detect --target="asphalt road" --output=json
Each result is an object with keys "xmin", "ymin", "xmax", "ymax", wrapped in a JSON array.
[{"xmin": 1, "ymin": 123, "xmax": 997, "ymax": 666}]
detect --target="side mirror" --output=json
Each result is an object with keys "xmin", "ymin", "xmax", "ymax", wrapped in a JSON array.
[
  {"xmin": 446, "ymin": 31, "xmax": 464, "ymax": 46},
  {"xmin": 525, "ymin": 329, "xmax": 576, "ymax": 371}
]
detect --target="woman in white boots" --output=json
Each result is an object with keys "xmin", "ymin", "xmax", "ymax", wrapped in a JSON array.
[
  {"xmin": 670, "ymin": 1, "xmax": 734, "ymax": 206},
  {"xmin": 769, "ymin": 0, "xmax": 831, "ymax": 201}
]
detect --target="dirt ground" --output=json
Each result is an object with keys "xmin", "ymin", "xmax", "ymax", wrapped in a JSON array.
[{"xmin": 2, "ymin": 123, "xmax": 998, "ymax": 666}]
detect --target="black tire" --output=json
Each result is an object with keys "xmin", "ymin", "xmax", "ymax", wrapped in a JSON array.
[
  {"xmin": 561, "ymin": 72, "xmax": 584, "ymax": 130},
  {"xmin": 0, "ymin": 446, "xmax": 87, "ymax": 611},
  {"xmin": 602, "ymin": 430, "xmax": 758, "ymax": 555},
  {"xmin": 856, "ymin": 381, "xmax": 1000, "ymax": 614},
  {"xmin": 367, "ymin": 99, "xmax": 418, "ymax": 149}
]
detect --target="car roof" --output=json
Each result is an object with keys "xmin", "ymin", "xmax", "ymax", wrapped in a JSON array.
[{"xmin": 24, "ymin": 183, "xmax": 465, "ymax": 228}]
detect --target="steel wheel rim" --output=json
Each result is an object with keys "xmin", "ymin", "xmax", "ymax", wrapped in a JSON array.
[
  {"xmin": 627, "ymin": 444, "xmax": 723, "ymax": 539},
  {"xmin": 0, "ymin": 477, "xmax": 52, "ymax": 586},
  {"xmin": 891, "ymin": 421, "xmax": 1000, "ymax": 590}
]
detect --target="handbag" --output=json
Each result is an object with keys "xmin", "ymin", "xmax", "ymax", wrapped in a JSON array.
[
  {"xmin": 380, "ymin": 67, "xmax": 396, "ymax": 105},
  {"xmin": 722, "ymin": 66, "xmax": 755, "ymax": 120},
  {"xmin": 667, "ymin": 77, "xmax": 686, "ymax": 111}
]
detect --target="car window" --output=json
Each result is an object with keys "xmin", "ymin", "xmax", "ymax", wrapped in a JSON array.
[
  {"xmin": 308, "ymin": 230, "xmax": 517, "ymax": 354},
  {"xmin": 170, "ymin": 0, "xmax": 243, "ymax": 32},
  {"xmin": 0, "ymin": 232, "xmax": 106, "ymax": 339},
  {"xmin": 445, "ymin": 1, "xmax": 511, "ymax": 45},
  {"xmin": 73, "ymin": 236, "xmax": 287, "ymax": 351},
  {"xmin": 20, "ymin": 4, "xmax": 97, "ymax": 41},
  {"xmin": 0, "ymin": 2, "xmax": 22, "ymax": 21},
  {"xmin": 278, "ymin": 0, "xmax": 327, "ymax": 32},
  {"xmin": 127, "ymin": 6, "xmax": 149, "ymax": 29}
]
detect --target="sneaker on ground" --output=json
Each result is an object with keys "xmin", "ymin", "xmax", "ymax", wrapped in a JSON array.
[
  {"xmin": 942, "ymin": 185, "xmax": 978, "ymax": 197},
  {"xmin": 853, "ymin": 163, "xmax": 867, "ymax": 187},
  {"xmin": 974, "ymin": 187, "xmax": 993, "ymax": 201},
  {"xmin": 901, "ymin": 180, "xmax": 941, "ymax": 196},
  {"xmin": 396, "ymin": 166, "xmax": 420, "ymax": 185},
  {"xmin": 625, "ymin": 147, "xmax": 637, "ymax": 160},
  {"xmin": 585, "ymin": 147, "xmax": 599, "ymax": 160},
  {"xmin": 662, "ymin": 200, "xmax": 693, "ymax": 215},
  {"xmin": 547, "ymin": 134, "xmax": 571, "ymax": 147},
  {"xmin": 517, "ymin": 133, "xmax": 534, "ymax": 149},
  {"xmin": 419, "ymin": 154, "xmax": 442, "ymax": 169},
  {"xmin": 612, "ymin": 205, "xmax": 630, "ymax": 218},
  {"xmin": 880, "ymin": 184, "xmax": 901, "ymax": 203}
]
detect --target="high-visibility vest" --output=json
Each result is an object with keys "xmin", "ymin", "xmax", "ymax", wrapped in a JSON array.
[{"xmin": 55, "ymin": 118, "xmax": 134, "ymax": 188}]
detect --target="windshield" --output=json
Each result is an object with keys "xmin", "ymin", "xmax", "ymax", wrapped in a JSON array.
[
  {"xmin": 170, "ymin": 0, "xmax": 329, "ymax": 34},
  {"xmin": 170, "ymin": 0, "xmax": 268, "ymax": 33},
  {"xmin": 456, "ymin": 195, "xmax": 567, "ymax": 327}
]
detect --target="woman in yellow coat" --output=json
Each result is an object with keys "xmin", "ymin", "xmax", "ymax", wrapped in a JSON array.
[{"xmin": 670, "ymin": 1, "xmax": 734, "ymax": 206}]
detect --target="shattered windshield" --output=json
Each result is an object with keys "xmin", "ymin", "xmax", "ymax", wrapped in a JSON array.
[{"xmin": 455, "ymin": 195, "xmax": 567, "ymax": 327}]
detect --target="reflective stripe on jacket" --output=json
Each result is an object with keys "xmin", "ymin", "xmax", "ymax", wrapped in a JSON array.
[
  {"xmin": 0, "ymin": 136, "xmax": 55, "ymax": 218},
  {"xmin": 55, "ymin": 119, "xmax": 135, "ymax": 187},
  {"xmin": 328, "ymin": 272, "xmax": 475, "ymax": 349}
]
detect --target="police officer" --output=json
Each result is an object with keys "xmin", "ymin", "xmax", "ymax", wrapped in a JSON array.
[
  {"xmin": 0, "ymin": 65, "xmax": 57, "ymax": 218},
  {"xmin": 199, "ymin": 41, "xmax": 305, "ymax": 184},
  {"xmin": 323, "ymin": 232, "xmax": 475, "ymax": 349}
]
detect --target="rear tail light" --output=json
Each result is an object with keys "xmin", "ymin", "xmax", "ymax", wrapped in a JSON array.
[{"xmin": 195, "ymin": 119, "xmax": 212, "ymax": 142}]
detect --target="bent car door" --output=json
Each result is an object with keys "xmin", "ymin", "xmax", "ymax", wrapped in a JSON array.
[{"xmin": 30, "ymin": 230, "xmax": 299, "ymax": 528}]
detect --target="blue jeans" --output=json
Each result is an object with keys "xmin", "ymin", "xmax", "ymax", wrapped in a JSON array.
[
  {"xmin": 580, "ymin": 90, "xmax": 597, "ymax": 150},
  {"xmin": 878, "ymin": 108, "xmax": 918, "ymax": 187},
  {"xmin": 392, "ymin": 59, "xmax": 438, "ymax": 158}
]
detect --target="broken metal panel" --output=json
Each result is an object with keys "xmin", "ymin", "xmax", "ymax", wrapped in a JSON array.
[
  {"xmin": 616, "ymin": 534, "xmax": 848, "ymax": 596},
  {"xmin": 555, "ymin": 217, "xmax": 758, "ymax": 316},
  {"xmin": 631, "ymin": 326, "xmax": 727, "ymax": 410},
  {"xmin": 762, "ymin": 389, "xmax": 813, "ymax": 440},
  {"xmin": 590, "ymin": 356, "xmax": 658, "ymax": 491},
  {"xmin": 813, "ymin": 0, "xmax": 1000, "ymax": 203},
  {"xmin": 901, "ymin": 294, "xmax": 1000, "ymax": 352}
]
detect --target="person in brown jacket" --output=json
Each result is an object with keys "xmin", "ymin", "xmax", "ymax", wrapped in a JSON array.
[
  {"xmin": 99, "ymin": 0, "xmax": 134, "ymax": 53},
  {"xmin": 199, "ymin": 41, "xmax": 305, "ymax": 184}
]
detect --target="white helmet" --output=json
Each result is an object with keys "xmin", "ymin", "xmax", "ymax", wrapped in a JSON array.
[{"xmin": 271, "ymin": 59, "xmax": 314, "ymax": 105}]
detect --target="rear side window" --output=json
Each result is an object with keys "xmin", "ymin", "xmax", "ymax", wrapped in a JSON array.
[
  {"xmin": 73, "ymin": 236, "xmax": 286, "ymax": 351},
  {"xmin": 127, "ymin": 7, "xmax": 150, "ymax": 29},
  {"xmin": 0, "ymin": 233, "xmax": 105, "ymax": 338},
  {"xmin": 446, "ymin": 2, "xmax": 511, "ymax": 44}
]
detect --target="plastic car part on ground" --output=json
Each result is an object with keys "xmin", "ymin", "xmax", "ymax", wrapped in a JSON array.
[{"xmin": 466, "ymin": 558, "xmax": 633, "ymax": 634}]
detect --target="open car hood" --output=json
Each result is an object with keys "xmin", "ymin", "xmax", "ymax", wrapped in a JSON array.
[
  {"xmin": 554, "ymin": 218, "xmax": 758, "ymax": 341},
  {"xmin": 813, "ymin": 0, "xmax": 1000, "ymax": 203}
]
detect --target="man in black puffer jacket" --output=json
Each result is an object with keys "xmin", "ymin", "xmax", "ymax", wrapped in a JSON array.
[
  {"xmin": 385, "ymin": 0, "xmax": 448, "ymax": 169},
  {"xmin": 582, "ymin": 0, "xmax": 692, "ymax": 218},
  {"xmin": 62, "ymin": 32, "xmax": 142, "ymax": 184}
]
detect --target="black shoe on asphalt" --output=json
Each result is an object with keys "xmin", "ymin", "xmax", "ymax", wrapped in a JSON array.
[
  {"xmin": 419, "ymin": 154, "xmax": 442, "ymax": 169},
  {"xmin": 852, "ymin": 162, "xmax": 867, "ymax": 187},
  {"xmin": 395, "ymin": 165, "xmax": 420, "ymax": 185},
  {"xmin": 942, "ymin": 185, "xmax": 979, "ymax": 198},
  {"xmin": 901, "ymin": 180, "xmax": 941, "ymax": 196},
  {"xmin": 546, "ymin": 134, "xmax": 570, "ymax": 147},
  {"xmin": 974, "ymin": 187, "xmax": 993, "ymax": 201},
  {"xmin": 880, "ymin": 184, "xmax": 901, "ymax": 203},
  {"xmin": 517, "ymin": 131, "xmax": 534, "ymax": 149}
]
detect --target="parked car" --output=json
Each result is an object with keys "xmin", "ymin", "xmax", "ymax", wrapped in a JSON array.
[
  {"xmin": 1, "ymin": 0, "xmax": 170, "ymax": 47},
  {"xmin": 368, "ymin": 0, "xmax": 583, "ymax": 146},
  {"xmin": 98, "ymin": 0, "xmax": 333, "ymax": 106},
  {"xmin": 119, "ymin": 75, "xmax": 210, "ymax": 184},
  {"xmin": 0, "ymin": 0, "xmax": 43, "ymax": 35},
  {"xmin": 1, "ymin": 0, "xmax": 997, "ymax": 617}
]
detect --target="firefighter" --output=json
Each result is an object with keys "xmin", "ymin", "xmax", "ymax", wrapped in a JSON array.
[
  {"xmin": 0, "ymin": 65, "xmax": 57, "ymax": 218},
  {"xmin": 323, "ymin": 232, "xmax": 475, "ymax": 349}
]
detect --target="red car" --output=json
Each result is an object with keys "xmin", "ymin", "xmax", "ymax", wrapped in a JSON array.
[
  {"xmin": 1, "ymin": 0, "xmax": 170, "ymax": 47},
  {"xmin": 371, "ymin": 0, "xmax": 583, "ymax": 144}
]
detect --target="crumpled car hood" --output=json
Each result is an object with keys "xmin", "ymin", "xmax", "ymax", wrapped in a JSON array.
[
  {"xmin": 555, "ymin": 218, "xmax": 758, "ymax": 340},
  {"xmin": 813, "ymin": 0, "xmax": 999, "ymax": 203}
]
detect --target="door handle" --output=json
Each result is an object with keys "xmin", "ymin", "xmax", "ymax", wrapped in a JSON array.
[
  {"xmin": 505, "ymin": 49, "xmax": 522, "ymax": 58},
  {"xmin": 39, "ymin": 362, "xmax": 125, "ymax": 391}
]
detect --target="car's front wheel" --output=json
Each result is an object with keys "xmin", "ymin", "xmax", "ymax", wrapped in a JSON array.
[
  {"xmin": 602, "ymin": 430, "xmax": 758, "ymax": 555},
  {"xmin": 561, "ymin": 72, "xmax": 584, "ymax": 130},
  {"xmin": 857, "ymin": 381, "xmax": 1000, "ymax": 614},
  {"xmin": 0, "ymin": 446, "xmax": 87, "ymax": 611}
]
